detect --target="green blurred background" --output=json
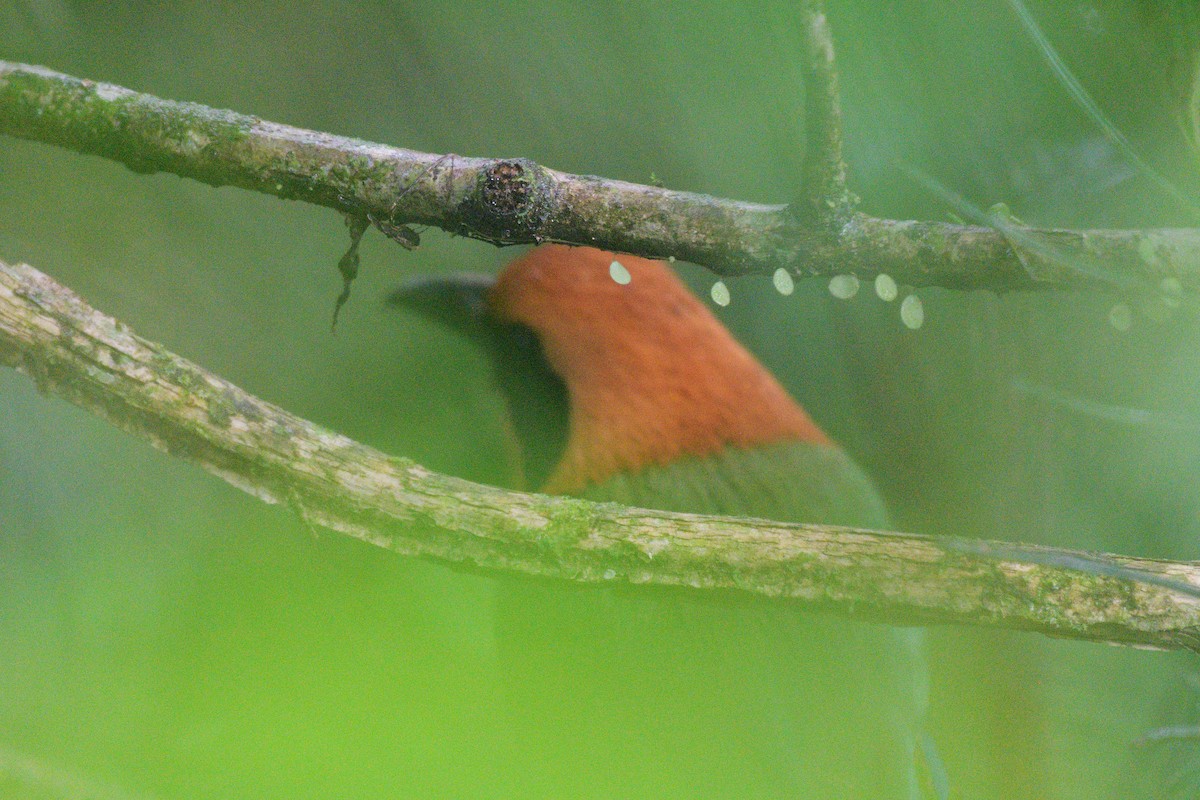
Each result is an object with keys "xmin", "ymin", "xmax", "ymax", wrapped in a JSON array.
[{"xmin": 3, "ymin": 0, "xmax": 1200, "ymax": 797}]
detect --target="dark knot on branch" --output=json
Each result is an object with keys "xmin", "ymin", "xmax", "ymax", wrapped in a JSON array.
[{"xmin": 461, "ymin": 158, "xmax": 555, "ymax": 242}]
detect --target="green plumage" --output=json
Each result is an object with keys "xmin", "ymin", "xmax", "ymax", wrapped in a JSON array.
[
  {"xmin": 496, "ymin": 441, "xmax": 930, "ymax": 799},
  {"xmin": 579, "ymin": 440, "xmax": 890, "ymax": 528}
]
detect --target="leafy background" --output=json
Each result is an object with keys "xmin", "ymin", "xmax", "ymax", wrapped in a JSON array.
[{"xmin": 3, "ymin": 0, "xmax": 1200, "ymax": 797}]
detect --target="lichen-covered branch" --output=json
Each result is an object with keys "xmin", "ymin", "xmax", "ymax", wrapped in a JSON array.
[
  {"xmin": 796, "ymin": 1, "xmax": 856, "ymax": 223},
  {"xmin": 3, "ymin": 256, "xmax": 1200, "ymax": 651},
  {"xmin": 2, "ymin": 61, "xmax": 1199, "ymax": 293}
]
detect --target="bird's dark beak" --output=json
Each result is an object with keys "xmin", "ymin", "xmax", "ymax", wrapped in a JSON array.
[{"xmin": 388, "ymin": 273, "xmax": 498, "ymax": 338}]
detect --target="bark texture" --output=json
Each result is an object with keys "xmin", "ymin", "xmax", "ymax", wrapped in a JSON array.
[{"xmin": 2, "ymin": 257, "xmax": 1200, "ymax": 651}]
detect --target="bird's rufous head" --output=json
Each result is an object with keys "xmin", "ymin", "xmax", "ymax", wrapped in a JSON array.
[{"xmin": 488, "ymin": 245, "xmax": 830, "ymax": 494}]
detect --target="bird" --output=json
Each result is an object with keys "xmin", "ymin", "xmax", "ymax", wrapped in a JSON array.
[{"xmin": 392, "ymin": 244, "xmax": 932, "ymax": 799}]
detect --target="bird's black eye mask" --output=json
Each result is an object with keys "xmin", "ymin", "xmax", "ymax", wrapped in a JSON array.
[{"xmin": 389, "ymin": 275, "xmax": 568, "ymax": 491}]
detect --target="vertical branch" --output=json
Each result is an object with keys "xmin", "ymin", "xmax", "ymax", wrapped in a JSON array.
[{"xmin": 796, "ymin": 1, "xmax": 857, "ymax": 225}]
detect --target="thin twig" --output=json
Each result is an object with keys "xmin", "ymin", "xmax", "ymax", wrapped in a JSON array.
[{"xmin": 796, "ymin": 1, "xmax": 856, "ymax": 223}]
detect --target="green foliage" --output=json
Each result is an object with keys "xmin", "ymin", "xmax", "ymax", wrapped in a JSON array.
[{"xmin": 2, "ymin": 1, "xmax": 1200, "ymax": 797}]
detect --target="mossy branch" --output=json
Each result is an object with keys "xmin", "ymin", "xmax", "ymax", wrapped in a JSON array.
[
  {"xmin": 796, "ymin": 1, "xmax": 856, "ymax": 224},
  {"xmin": 3, "ymin": 255, "xmax": 1200, "ymax": 652},
  {"xmin": 2, "ymin": 60, "xmax": 1199, "ymax": 293}
]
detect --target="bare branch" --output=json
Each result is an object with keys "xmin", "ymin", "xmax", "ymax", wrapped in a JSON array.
[
  {"xmin": 2, "ymin": 61, "xmax": 1198, "ymax": 293},
  {"xmin": 2, "ymin": 255, "xmax": 1200, "ymax": 651}
]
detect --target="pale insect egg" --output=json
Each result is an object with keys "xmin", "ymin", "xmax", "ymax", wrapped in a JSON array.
[
  {"xmin": 900, "ymin": 294, "xmax": 924, "ymax": 329},
  {"xmin": 773, "ymin": 268, "xmax": 795, "ymax": 296},
  {"xmin": 829, "ymin": 274, "xmax": 859, "ymax": 299},
  {"xmin": 875, "ymin": 274, "xmax": 898, "ymax": 302},
  {"xmin": 609, "ymin": 260, "xmax": 632, "ymax": 285},
  {"xmin": 711, "ymin": 281, "xmax": 731, "ymax": 306}
]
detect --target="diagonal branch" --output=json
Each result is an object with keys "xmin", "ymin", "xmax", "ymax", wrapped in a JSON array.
[
  {"xmin": 3, "ymin": 255, "xmax": 1200, "ymax": 651},
  {"xmin": 2, "ymin": 61, "xmax": 1199, "ymax": 293}
]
